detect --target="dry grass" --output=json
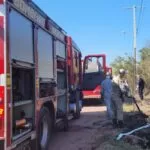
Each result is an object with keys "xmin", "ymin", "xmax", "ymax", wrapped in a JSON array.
[
  {"xmin": 123, "ymin": 103, "xmax": 134, "ymax": 113},
  {"xmin": 123, "ymin": 95, "xmax": 150, "ymax": 114}
]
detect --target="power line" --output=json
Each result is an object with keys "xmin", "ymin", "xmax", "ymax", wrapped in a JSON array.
[
  {"xmin": 137, "ymin": 0, "xmax": 144, "ymax": 35},
  {"xmin": 137, "ymin": 8, "xmax": 145, "ymax": 36}
]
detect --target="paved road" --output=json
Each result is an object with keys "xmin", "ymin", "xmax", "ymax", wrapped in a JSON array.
[{"xmin": 49, "ymin": 106, "xmax": 111, "ymax": 150}]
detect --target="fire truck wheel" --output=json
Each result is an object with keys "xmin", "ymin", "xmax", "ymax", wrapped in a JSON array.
[
  {"xmin": 38, "ymin": 107, "xmax": 52, "ymax": 150},
  {"xmin": 63, "ymin": 115, "xmax": 69, "ymax": 132},
  {"xmin": 73, "ymin": 101, "xmax": 81, "ymax": 119}
]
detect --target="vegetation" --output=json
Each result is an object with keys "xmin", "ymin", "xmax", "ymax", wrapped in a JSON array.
[
  {"xmin": 138, "ymin": 47, "xmax": 150, "ymax": 90},
  {"xmin": 111, "ymin": 46, "xmax": 150, "ymax": 95}
]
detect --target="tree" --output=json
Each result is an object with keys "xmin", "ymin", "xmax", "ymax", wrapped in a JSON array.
[
  {"xmin": 111, "ymin": 47, "xmax": 150, "ymax": 95},
  {"xmin": 111, "ymin": 55, "xmax": 135, "ymax": 92},
  {"xmin": 138, "ymin": 47, "xmax": 150, "ymax": 90}
]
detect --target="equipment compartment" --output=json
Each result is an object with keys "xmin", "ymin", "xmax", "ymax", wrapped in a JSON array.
[
  {"xmin": 56, "ymin": 56, "xmax": 68, "ymax": 118},
  {"xmin": 12, "ymin": 67, "xmax": 35, "ymax": 140}
]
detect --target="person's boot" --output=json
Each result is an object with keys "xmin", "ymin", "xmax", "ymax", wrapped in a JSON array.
[
  {"xmin": 112, "ymin": 119, "xmax": 118, "ymax": 128},
  {"xmin": 118, "ymin": 120, "xmax": 124, "ymax": 128}
]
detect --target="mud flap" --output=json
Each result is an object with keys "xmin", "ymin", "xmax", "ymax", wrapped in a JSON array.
[{"xmin": 12, "ymin": 138, "xmax": 36, "ymax": 150}]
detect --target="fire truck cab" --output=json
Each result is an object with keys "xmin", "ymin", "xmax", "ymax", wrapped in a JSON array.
[
  {"xmin": 82, "ymin": 54, "xmax": 107, "ymax": 101},
  {"xmin": 0, "ymin": 0, "xmax": 82, "ymax": 150}
]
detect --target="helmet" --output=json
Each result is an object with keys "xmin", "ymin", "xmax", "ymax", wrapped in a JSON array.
[
  {"xmin": 106, "ymin": 72, "xmax": 111, "ymax": 76},
  {"xmin": 106, "ymin": 72, "xmax": 111, "ymax": 79},
  {"xmin": 119, "ymin": 69, "xmax": 125, "ymax": 74}
]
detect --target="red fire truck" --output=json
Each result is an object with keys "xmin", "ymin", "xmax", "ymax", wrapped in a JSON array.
[
  {"xmin": 82, "ymin": 54, "xmax": 107, "ymax": 101},
  {"xmin": 0, "ymin": 0, "xmax": 82, "ymax": 149},
  {"xmin": 67, "ymin": 37, "xmax": 82, "ymax": 118}
]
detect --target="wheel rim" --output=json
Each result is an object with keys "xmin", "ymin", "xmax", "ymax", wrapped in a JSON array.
[{"xmin": 40, "ymin": 116, "xmax": 48, "ymax": 148}]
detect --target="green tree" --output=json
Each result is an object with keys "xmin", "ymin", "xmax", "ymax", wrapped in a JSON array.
[
  {"xmin": 138, "ymin": 47, "xmax": 150, "ymax": 90},
  {"xmin": 111, "ymin": 55, "xmax": 134, "ymax": 92},
  {"xmin": 111, "ymin": 47, "xmax": 150, "ymax": 95}
]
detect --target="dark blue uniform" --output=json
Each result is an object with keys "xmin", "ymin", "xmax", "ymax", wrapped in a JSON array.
[{"xmin": 138, "ymin": 78, "xmax": 145, "ymax": 100}]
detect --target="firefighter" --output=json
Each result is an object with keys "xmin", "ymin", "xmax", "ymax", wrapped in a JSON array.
[
  {"xmin": 113, "ymin": 69, "xmax": 130, "ymax": 97},
  {"xmin": 111, "ymin": 79, "xmax": 124, "ymax": 128},
  {"xmin": 101, "ymin": 72, "xmax": 113, "ymax": 120},
  {"xmin": 111, "ymin": 69, "xmax": 129, "ymax": 128}
]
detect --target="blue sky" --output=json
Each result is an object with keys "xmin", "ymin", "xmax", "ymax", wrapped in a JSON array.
[{"xmin": 33, "ymin": 0, "xmax": 150, "ymax": 65}]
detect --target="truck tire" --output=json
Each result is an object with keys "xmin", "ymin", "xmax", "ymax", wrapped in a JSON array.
[
  {"xmin": 37, "ymin": 107, "xmax": 53, "ymax": 150},
  {"xmin": 63, "ymin": 115, "xmax": 69, "ymax": 132},
  {"xmin": 74, "ymin": 90, "xmax": 81, "ymax": 119},
  {"xmin": 73, "ymin": 100, "xmax": 81, "ymax": 119}
]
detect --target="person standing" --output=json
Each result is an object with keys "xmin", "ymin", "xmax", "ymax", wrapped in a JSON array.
[
  {"xmin": 111, "ymin": 80, "xmax": 124, "ymax": 128},
  {"xmin": 113, "ymin": 69, "xmax": 130, "ymax": 97},
  {"xmin": 111, "ymin": 69, "xmax": 127, "ymax": 128},
  {"xmin": 101, "ymin": 73, "xmax": 113, "ymax": 120},
  {"xmin": 137, "ymin": 75, "xmax": 145, "ymax": 100}
]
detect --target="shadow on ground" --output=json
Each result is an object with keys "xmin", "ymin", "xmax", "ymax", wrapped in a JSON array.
[{"xmin": 83, "ymin": 99, "xmax": 105, "ymax": 107}]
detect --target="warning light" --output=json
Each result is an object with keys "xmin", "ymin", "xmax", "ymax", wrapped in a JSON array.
[{"xmin": 0, "ymin": 108, "xmax": 4, "ymax": 115}]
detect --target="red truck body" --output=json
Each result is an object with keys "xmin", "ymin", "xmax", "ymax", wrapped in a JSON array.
[
  {"xmin": 67, "ymin": 37, "xmax": 82, "ymax": 88},
  {"xmin": 0, "ymin": 0, "xmax": 82, "ymax": 149},
  {"xmin": 82, "ymin": 54, "xmax": 107, "ymax": 100}
]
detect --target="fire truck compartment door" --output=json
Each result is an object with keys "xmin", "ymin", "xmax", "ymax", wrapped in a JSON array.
[
  {"xmin": 38, "ymin": 28, "xmax": 54, "ymax": 79},
  {"xmin": 9, "ymin": 9, "xmax": 34, "ymax": 63}
]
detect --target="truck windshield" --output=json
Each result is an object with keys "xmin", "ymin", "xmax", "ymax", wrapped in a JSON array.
[
  {"xmin": 85, "ymin": 57, "xmax": 103, "ymax": 73},
  {"xmin": 83, "ymin": 57, "xmax": 105, "ymax": 90}
]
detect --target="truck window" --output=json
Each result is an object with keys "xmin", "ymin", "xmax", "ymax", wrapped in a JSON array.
[
  {"xmin": 85, "ymin": 57, "xmax": 103, "ymax": 73},
  {"xmin": 83, "ymin": 56, "xmax": 105, "ymax": 90},
  {"xmin": 9, "ymin": 9, "xmax": 33, "ymax": 63},
  {"xmin": 56, "ymin": 40, "xmax": 66, "ymax": 58},
  {"xmin": 38, "ymin": 28, "xmax": 53, "ymax": 79}
]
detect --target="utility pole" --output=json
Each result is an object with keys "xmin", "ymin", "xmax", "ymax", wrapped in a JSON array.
[
  {"xmin": 133, "ymin": 5, "xmax": 137, "ymax": 95},
  {"xmin": 125, "ymin": 5, "xmax": 137, "ymax": 94}
]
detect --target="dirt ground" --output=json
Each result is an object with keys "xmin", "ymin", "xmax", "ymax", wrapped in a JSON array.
[
  {"xmin": 49, "ymin": 97, "xmax": 150, "ymax": 150},
  {"xmin": 49, "ymin": 106, "xmax": 107, "ymax": 150}
]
